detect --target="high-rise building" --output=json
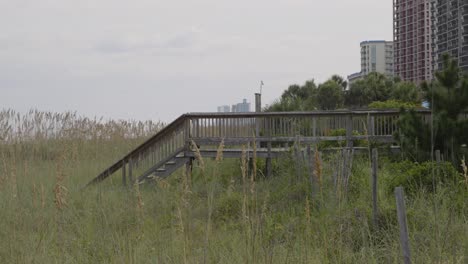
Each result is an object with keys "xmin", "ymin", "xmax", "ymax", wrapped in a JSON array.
[
  {"xmin": 217, "ymin": 105, "xmax": 230, "ymax": 112},
  {"xmin": 360, "ymin": 41, "xmax": 395, "ymax": 76},
  {"xmin": 431, "ymin": 0, "xmax": 468, "ymax": 73},
  {"xmin": 219, "ymin": 99, "xmax": 251, "ymax": 112},
  {"xmin": 347, "ymin": 40, "xmax": 394, "ymax": 84},
  {"xmin": 393, "ymin": 0, "xmax": 433, "ymax": 84},
  {"xmin": 232, "ymin": 99, "xmax": 250, "ymax": 112}
]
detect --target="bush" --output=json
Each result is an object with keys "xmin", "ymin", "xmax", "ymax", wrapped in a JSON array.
[
  {"xmin": 368, "ymin": 100, "xmax": 419, "ymax": 109},
  {"xmin": 213, "ymin": 192, "xmax": 242, "ymax": 222},
  {"xmin": 385, "ymin": 160, "xmax": 460, "ymax": 196}
]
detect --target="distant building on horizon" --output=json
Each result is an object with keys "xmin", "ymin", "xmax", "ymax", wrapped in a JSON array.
[
  {"xmin": 347, "ymin": 40, "xmax": 394, "ymax": 85},
  {"xmin": 217, "ymin": 105, "xmax": 230, "ymax": 112},
  {"xmin": 217, "ymin": 99, "xmax": 251, "ymax": 112},
  {"xmin": 232, "ymin": 99, "xmax": 251, "ymax": 112}
]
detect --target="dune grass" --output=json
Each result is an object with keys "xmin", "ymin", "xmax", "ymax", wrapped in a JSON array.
[{"xmin": 0, "ymin": 110, "xmax": 466, "ymax": 263}]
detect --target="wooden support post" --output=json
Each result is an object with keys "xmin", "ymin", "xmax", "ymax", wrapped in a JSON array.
[
  {"xmin": 185, "ymin": 118, "xmax": 191, "ymax": 146},
  {"xmin": 367, "ymin": 114, "xmax": 375, "ymax": 139},
  {"xmin": 294, "ymin": 135, "xmax": 301, "ymax": 181},
  {"xmin": 266, "ymin": 141, "xmax": 272, "ymax": 178},
  {"xmin": 395, "ymin": 187, "xmax": 412, "ymax": 264},
  {"xmin": 128, "ymin": 158, "xmax": 134, "ymax": 185},
  {"xmin": 122, "ymin": 160, "xmax": 127, "ymax": 186},
  {"xmin": 312, "ymin": 118, "xmax": 317, "ymax": 137},
  {"xmin": 294, "ymin": 145, "xmax": 300, "ymax": 182},
  {"xmin": 186, "ymin": 158, "xmax": 193, "ymax": 187},
  {"xmin": 255, "ymin": 93, "xmax": 261, "ymax": 144},
  {"xmin": 371, "ymin": 148, "xmax": 378, "ymax": 227},
  {"xmin": 346, "ymin": 114, "xmax": 353, "ymax": 148},
  {"xmin": 306, "ymin": 145, "xmax": 316, "ymax": 200},
  {"xmin": 255, "ymin": 93, "xmax": 261, "ymax": 112},
  {"xmin": 266, "ymin": 117, "xmax": 272, "ymax": 178}
]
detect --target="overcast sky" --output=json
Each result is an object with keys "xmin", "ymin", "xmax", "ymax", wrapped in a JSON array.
[{"xmin": 0, "ymin": 0, "xmax": 393, "ymax": 122}]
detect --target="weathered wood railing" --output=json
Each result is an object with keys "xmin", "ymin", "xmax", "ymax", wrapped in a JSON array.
[
  {"xmin": 87, "ymin": 115, "xmax": 190, "ymax": 186},
  {"xmin": 187, "ymin": 110, "xmax": 431, "ymax": 144},
  {"xmin": 87, "ymin": 109, "xmax": 432, "ymax": 186}
]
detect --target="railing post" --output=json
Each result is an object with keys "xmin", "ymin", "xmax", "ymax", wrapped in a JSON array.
[
  {"xmin": 255, "ymin": 93, "xmax": 261, "ymax": 113},
  {"xmin": 346, "ymin": 114, "xmax": 353, "ymax": 148},
  {"xmin": 312, "ymin": 117, "xmax": 317, "ymax": 137},
  {"xmin": 266, "ymin": 116, "xmax": 272, "ymax": 178},
  {"xmin": 367, "ymin": 114, "xmax": 375, "ymax": 138},
  {"xmin": 185, "ymin": 117, "xmax": 191, "ymax": 149}
]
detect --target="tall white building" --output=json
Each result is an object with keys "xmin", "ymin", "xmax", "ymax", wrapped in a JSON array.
[{"xmin": 348, "ymin": 40, "xmax": 394, "ymax": 84}]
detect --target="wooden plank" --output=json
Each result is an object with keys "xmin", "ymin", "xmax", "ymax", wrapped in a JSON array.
[
  {"xmin": 395, "ymin": 187, "xmax": 412, "ymax": 264},
  {"xmin": 185, "ymin": 109, "xmax": 431, "ymax": 119},
  {"xmin": 192, "ymin": 135, "xmax": 394, "ymax": 145},
  {"xmin": 184, "ymin": 148, "xmax": 283, "ymax": 159}
]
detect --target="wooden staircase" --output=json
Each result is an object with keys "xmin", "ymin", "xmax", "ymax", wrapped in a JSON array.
[
  {"xmin": 86, "ymin": 110, "xmax": 432, "ymax": 187},
  {"xmin": 140, "ymin": 152, "xmax": 189, "ymax": 181}
]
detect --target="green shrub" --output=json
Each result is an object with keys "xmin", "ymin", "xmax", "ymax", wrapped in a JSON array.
[
  {"xmin": 385, "ymin": 160, "xmax": 460, "ymax": 196},
  {"xmin": 368, "ymin": 100, "xmax": 419, "ymax": 109},
  {"xmin": 213, "ymin": 192, "xmax": 242, "ymax": 222}
]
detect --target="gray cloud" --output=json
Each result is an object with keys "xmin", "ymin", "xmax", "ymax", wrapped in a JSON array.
[{"xmin": 93, "ymin": 27, "xmax": 203, "ymax": 56}]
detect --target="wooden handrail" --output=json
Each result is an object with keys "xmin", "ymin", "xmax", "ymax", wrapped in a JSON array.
[
  {"xmin": 86, "ymin": 114, "xmax": 188, "ymax": 186},
  {"xmin": 184, "ymin": 109, "xmax": 431, "ymax": 118}
]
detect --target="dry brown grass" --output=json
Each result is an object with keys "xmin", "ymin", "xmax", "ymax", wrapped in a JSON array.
[
  {"xmin": 0, "ymin": 108, "xmax": 164, "ymax": 142},
  {"xmin": 191, "ymin": 140, "xmax": 205, "ymax": 172},
  {"xmin": 134, "ymin": 182, "xmax": 144, "ymax": 217}
]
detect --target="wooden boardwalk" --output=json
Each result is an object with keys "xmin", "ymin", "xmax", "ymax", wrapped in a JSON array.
[{"xmin": 86, "ymin": 109, "xmax": 431, "ymax": 186}]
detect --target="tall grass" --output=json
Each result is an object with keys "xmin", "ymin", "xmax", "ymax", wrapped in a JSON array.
[{"xmin": 0, "ymin": 109, "xmax": 466, "ymax": 263}]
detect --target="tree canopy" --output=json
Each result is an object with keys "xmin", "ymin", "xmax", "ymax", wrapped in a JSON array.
[
  {"xmin": 267, "ymin": 72, "xmax": 422, "ymax": 112},
  {"xmin": 396, "ymin": 53, "xmax": 468, "ymax": 163},
  {"xmin": 317, "ymin": 80, "xmax": 344, "ymax": 110}
]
